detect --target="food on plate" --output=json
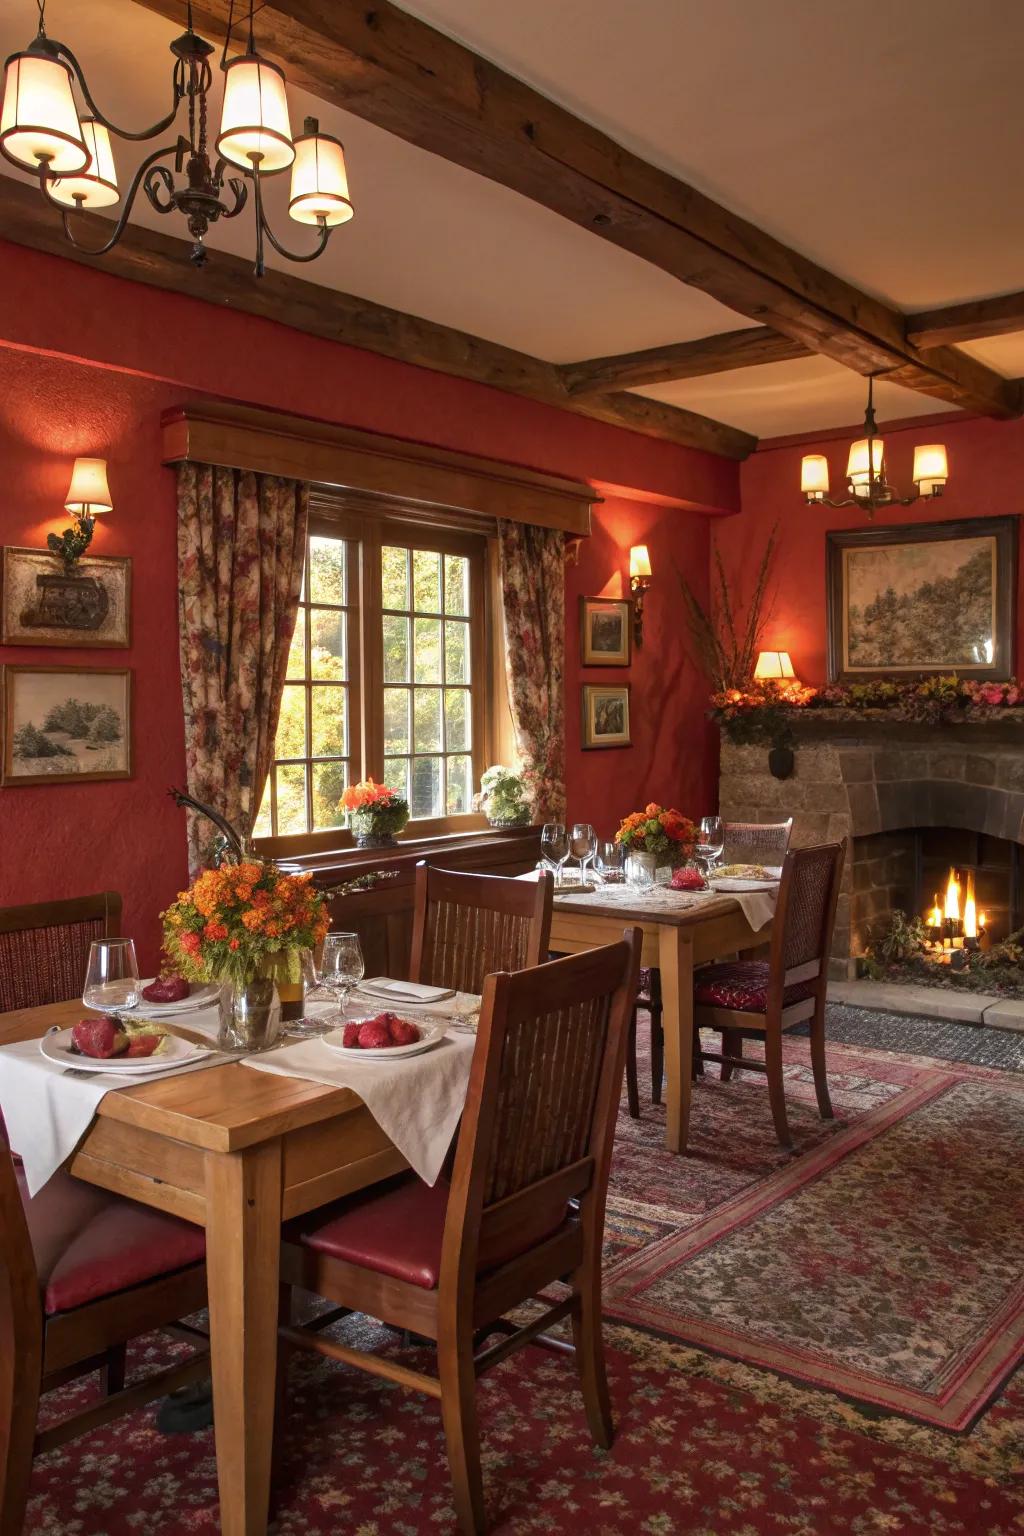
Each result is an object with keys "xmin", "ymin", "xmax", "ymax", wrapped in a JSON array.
[
  {"xmin": 342, "ymin": 1011, "xmax": 423, "ymax": 1050},
  {"xmin": 670, "ymin": 867, "xmax": 706, "ymax": 891},
  {"xmin": 142, "ymin": 974, "xmax": 191, "ymax": 1003},
  {"xmin": 715, "ymin": 863, "xmax": 773, "ymax": 881},
  {"xmin": 69, "ymin": 1017, "xmax": 170, "ymax": 1060}
]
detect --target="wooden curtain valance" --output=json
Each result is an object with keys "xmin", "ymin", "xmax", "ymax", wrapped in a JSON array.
[{"xmin": 161, "ymin": 403, "xmax": 597, "ymax": 535}]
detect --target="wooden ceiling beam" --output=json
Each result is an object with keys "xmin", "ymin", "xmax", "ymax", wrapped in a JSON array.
[
  {"xmin": 907, "ymin": 291, "xmax": 1024, "ymax": 350},
  {"xmin": 131, "ymin": 0, "xmax": 1020, "ymax": 421},
  {"xmin": 0, "ymin": 175, "xmax": 755, "ymax": 460},
  {"xmin": 559, "ymin": 327, "xmax": 812, "ymax": 395}
]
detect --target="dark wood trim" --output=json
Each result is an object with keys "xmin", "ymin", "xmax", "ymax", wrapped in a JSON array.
[
  {"xmin": 162, "ymin": 402, "xmax": 598, "ymax": 535},
  {"xmin": 133, "ymin": 0, "xmax": 1020, "ymax": 421},
  {"xmin": 907, "ymin": 291, "xmax": 1024, "ymax": 350},
  {"xmin": 825, "ymin": 516, "xmax": 1019, "ymax": 684},
  {"xmin": 0, "ymin": 177, "xmax": 753, "ymax": 462},
  {"xmin": 560, "ymin": 328, "xmax": 811, "ymax": 395}
]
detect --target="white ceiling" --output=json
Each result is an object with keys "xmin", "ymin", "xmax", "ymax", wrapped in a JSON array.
[{"xmin": 2, "ymin": 0, "xmax": 1020, "ymax": 440}]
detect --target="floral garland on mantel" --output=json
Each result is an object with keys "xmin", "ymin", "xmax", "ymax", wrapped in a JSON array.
[{"xmin": 711, "ymin": 675, "xmax": 1024, "ymax": 745}]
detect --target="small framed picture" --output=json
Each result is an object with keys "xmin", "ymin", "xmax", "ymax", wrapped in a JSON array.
[
  {"xmin": 1, "ymin": 665, "xmax": 133, "ymax": 785},
  {"xmin": 581, "ymin": 683, "xmax": 631, "ymax": 749},
  {"xmin": 579, "ymin": 596, "xmax": 632, "ymax": 667},
  {"xmin": 1, "ymin": 547, "xmax": 131, "ymax": 648}
]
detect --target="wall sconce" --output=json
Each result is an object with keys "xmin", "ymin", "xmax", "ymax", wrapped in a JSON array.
[
  {"xmin": 629, "ymin": 544, "xmax": 652, "ymax": 648},
  {"xmin": 47, "ymin": 457, "xmax": 113, "ymax": 572}
]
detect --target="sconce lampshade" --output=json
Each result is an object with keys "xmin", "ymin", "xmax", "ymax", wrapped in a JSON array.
[
  {"xmin": 629, "ymin": 545, "xmax": 652, "ymax": 580},
  {"xmin": 754, "ymin": 650, "xmax": 796, "ymax": 682},
  {"xmin": 0, "ymin": 49, "xmax": 88, "ymax": 174},
  {"xmin": 65, "ymin": 457, "xmax": 112, "ymax": 515},
  {"xmin": 48, "ymin": 117, "xmax": 119, "ymax": 209},
  {"xmin": 217, "ymin": 53, "xmax": 294, "ymax": 174},
  {"xmin": 800, "ymin": 454, "xmax": 829, "ymax": 499},
  {"xmin": 289, "ymin": 119, "xmax": 353, "ymax": 226},
  {"xmin": 847, "ymin": 435, "xmax": 884, "ymax": 492},
  {"xmin": 912, "ymin": 442, "xmax": 949, "ymax": 495}
]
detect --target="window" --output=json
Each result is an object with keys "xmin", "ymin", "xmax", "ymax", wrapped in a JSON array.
[{"xmin": 254, "ymin": 506, "xmax": 491, "ymax": 846}]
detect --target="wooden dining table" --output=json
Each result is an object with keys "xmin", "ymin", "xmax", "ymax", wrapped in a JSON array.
[
  {"xmin": 547, "ymin": 887, "xmax": 771, "ymax": 1153},
  {"xmin": 0, "ymin": 998, "xmax": 410, "ymax": 1536}
]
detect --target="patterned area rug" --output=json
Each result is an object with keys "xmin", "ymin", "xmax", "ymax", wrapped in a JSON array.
[{"xmin": 607, "ymin": 1029, "xmax": 1024, "ymax": 1429}]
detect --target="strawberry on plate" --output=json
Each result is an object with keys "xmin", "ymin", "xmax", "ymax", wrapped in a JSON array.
[
  {"xmin": 357, "ymin": 1019, "xmax": 392, "ymax": 1050},
  {"xmin": 387, "ymin": 1017, "xmax": 420, "ymax": 1046},
  {"xmin": 71, "ymin": 1015, "xmax": 129, "ymax": 1059},
  {"xmin": 342, "ymin": 1022, "xmax": 361, "ymax": 1048}
]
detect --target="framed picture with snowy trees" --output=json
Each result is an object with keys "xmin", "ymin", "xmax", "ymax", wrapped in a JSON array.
[
  {"xmin": 1, "ymin": 665, "xmax": 132, "ymax": 785},
  {"xmin": 825, "ymin": 517, "xmax": 1018, "ymax": 684}
]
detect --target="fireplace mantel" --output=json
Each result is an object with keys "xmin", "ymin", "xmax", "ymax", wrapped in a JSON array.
[{"xmin": 767, "ymin": 713, "xmax": 1024, "ymax": 746}]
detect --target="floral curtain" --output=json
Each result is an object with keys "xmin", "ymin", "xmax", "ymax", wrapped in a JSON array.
[
  {"xmin": 497, "ymin": 519, "xmax": 566, "ymax": 823},
  {"xmin": 177, "ymin": 463, "xmax": 308, "ymax": 875}
]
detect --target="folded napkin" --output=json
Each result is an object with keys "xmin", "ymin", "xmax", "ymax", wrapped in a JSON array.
[
  {"xmin": 350, "ymin": 987, "xmax": 481, "ymax": 1024},
  {"xmin": 243, "ymin": 1029, "xmax": 476, "ymax": 1185},
  {"xmin": 0, "ymin": 1035, "xmax": 224, "ymax": 1196},
  {"xmin": 358, "ymin": 977, "xmax": 456, "ymax": 1004}
]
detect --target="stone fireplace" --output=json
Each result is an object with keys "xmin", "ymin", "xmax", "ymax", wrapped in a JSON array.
[{"xmin": 718, "ymin": 719, "xmax": 1024, "ymax": 978}]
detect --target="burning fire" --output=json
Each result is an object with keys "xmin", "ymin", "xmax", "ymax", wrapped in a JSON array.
[{"xmin": 928, "ymin": 868, "xmax": 986, "ymax": 942}]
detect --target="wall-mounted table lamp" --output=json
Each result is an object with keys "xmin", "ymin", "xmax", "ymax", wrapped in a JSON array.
[
  {"xmin": 629, "ymin": 544, "xmax": 652, "ymax": 648},
  {"xmin": 753, "ymin": 650, "xmax": 797, "ymax": 684},
  {"xmin": 48, "ymin": 457, "xmax": 113, "ymax": 571}
]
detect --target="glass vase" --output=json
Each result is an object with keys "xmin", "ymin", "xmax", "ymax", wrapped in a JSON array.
[
  {"xmin": 216, "ymin": 977, "xmax": 281, "ymax": 1054},
  {"xmin": 625, "ymin": 850, "xmax": 658, "ymax": 890}
]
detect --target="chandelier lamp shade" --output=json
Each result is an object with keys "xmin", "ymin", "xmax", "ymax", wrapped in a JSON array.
[
  {"xmin": 800, "ymin": 376, "xmax": 949, "ymax": 517},
  {"xmin": 0, "ymin": 1, "xmax": 354, "ymax": 277}
]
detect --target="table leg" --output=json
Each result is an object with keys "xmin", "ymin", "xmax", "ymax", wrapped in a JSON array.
[
  {"xmin": 659, "ymin": 924, "xmax": 694, "ymax": 1154},
  {"xmin": 205, "ymin": 1141, "xmax": 283, "ymax": 1536}
]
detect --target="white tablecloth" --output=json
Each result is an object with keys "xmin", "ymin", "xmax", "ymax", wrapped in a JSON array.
[
  {"xmin": 550, "ymin": 881, "xmax": 777, "ymax": 933},
  {"xmin": 0, "ymin": 1001, "xmax": 227, "ymax": 1197}
]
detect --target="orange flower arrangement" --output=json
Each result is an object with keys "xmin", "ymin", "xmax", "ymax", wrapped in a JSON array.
[
  {"xmin": 615, "ymin": 803, "xmax": 696, "ymax": 861},
  {"xmin": 161, "ymin": 861, "xmax": 329, "ymax": 988},
  {"xmin": 339, "ymin": 777, "xmax": 410, "ymax": 842}
]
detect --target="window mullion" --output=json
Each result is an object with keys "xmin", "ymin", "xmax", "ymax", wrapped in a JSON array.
[{"xmin": 361, "ymin": 523, "xmax": 384, "ymax": 782}]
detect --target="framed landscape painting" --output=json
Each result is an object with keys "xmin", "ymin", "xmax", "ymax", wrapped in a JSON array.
[
  {"xmin": 1, "ymin": 548, "xmax": 131, "ymax": 647},
  {"xmin": 579, "ymin": 596, "xmax": 632, "ymax": 666},
  {"xmin": 581, "ymin": 683, "xmax": 631, "ymax": 749},
  {"xmin": 825, "ymin": 517, "xmax": 1018, "ymax": 682},
  {"xmin": 1, "ymin": 665, "xmax": 133, "ymax": 785}
]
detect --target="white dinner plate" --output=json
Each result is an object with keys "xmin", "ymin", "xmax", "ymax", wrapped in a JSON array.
[
  {"xmin": 111, "ymin": 981, "xmax": 222, "ymax": 1016},
  {"xmin": 710, "ymin": 877, "xmax": 780, "ymax": 892},
  {"xmin": 40, "ymin": 1027, "xmax": 212, "ymax": 1074},
  {"xmin": 321, "ymin": 1019, "xmax": 447, "ymax": 1061}
]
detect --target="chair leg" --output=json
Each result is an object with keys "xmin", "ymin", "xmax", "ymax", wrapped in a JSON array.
[
  {"xmin": 0, "ymin": 1351, "xmax": 39, "ymax": 1536},
  {"xmin": 809, "ymin": 1003, "xmax": 834, "ymax": 1121},
  {"xmin": 271, "ymin": 1285, "xmax": 293, "ymax": 1502},
  {"xmin": 570, "ymin": 1272, "xmax": 613, "ymax": 1450},
  {"xmin": 764, "ymin": 1027, "xmax": 793, "ymax": 1149},
  {"xmin": 720, "ymin": 1029, "xmax": 743, "ymax": 1082},
  {"xmin": 625, "ymin": 1011, "xmax": 640, "ymax": 1119},
  {"xmin": 438, "ymin": 1331, "xmax": 486, "ymax": 1536},
  {"xmin": 100, "ymin": 1343, "xmax": 127, "ymax": 1397},
  {"xmin": 649, "ymin": 970, "xmax": 666, "ymax": 1102}
]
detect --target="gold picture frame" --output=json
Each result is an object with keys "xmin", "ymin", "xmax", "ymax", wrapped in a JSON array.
[
  {"xmin": 581, "ymin": 683, "xmax": 631, "ymax": 749},
  {"xmin": 1, "ymin": 665, "xmax": 133, "ymax": 786},
  {"xmin": 1, "ymin": 547, "xmax": 132, "ymax": 648},
  {"xmin": 579, "ymin": 595, "xmax": 632, "ymax": 667}
]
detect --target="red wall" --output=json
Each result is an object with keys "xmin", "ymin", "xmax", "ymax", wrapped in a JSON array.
[
  {"xmin": 720, "ymin": 413, "xmax": 1024, "ymax": 685},
  {"xmin": 0, "ymin": 242, "xmax": 735, "ymax": 969}
]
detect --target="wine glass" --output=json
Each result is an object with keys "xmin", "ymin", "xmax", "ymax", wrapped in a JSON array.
[
  {"xmin": 540, "ymin": 822, "xmax": 570, "ymax": 886},
  {"xmin": 320, "ymin": 932, "xmax": 365, "ymax": 1022},
  {"xmin": 570, "ymin": 822, "xmax": 597, "ymax": 883},
  {"xmin": 83, "ymin": 937, "xmax": 140, "ymax": 1012},
  {"xmin": 284, "ymin": 949, "xmax": 336, "ymax": 1038},
  {"xmin": 699, "ymin": 815, "xmax": 725, "ymax": 874},
  {"xmin": 595, "ymin": 840, "xmax": 625, "ymax": 884}
]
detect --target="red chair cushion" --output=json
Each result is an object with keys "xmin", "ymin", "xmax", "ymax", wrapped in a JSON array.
[
  {"xmin": 17, "ymin": 1166, "xmax": 206, "ymax": 1315},
  {"xmin": 294, "ymin": 1173, "xmax": 569, "ymax": 1291},
  {"xmin": 693, "ymin": 960, "xmax": 817, "ymax": 1014}
]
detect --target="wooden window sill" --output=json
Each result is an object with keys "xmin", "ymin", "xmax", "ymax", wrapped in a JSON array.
[{"xmin": 273, "ymin": 825, "xmax": 542, "ymax": 883}]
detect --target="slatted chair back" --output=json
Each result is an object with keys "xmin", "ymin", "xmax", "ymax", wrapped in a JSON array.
[
  {"xmin": 409, "ymin": 863, "xmax": 553, "ymax": 996},
  {"xmin": 768, "ymin": 841, "xmax": 846, "ymax": 993},
  {"xmin": 440, "ymin": 933, "xmax": 641, "ymax": 1293},
  {"xmin": 0, "ymin": 893, "xmax": 123, "ymax": 1013},
  {"xmin": 722, "ymin": 818, "xmax": 793, "ymax": 869}
]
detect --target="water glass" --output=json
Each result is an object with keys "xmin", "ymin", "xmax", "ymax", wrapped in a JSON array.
[
  {"xmin": 570, "ymin": 822, "xmax": 598, "ymax": 881},
  {"xmin": 284, "ymin": 948, "xmax": 336, "ymax": 1038},
  {"xmin": 540, "ymin": 822, "xmax": 570, "ymax": 885},
  {"xmin": 699, "ymin": 815, "xmax": 725, "ymax": 872},
  {"xmin": 320, "ymin": 931, "xmax": 365, "ymax": 1022},
  {"xmin": 595, "ymin": 840, "xmax": 625, "ymax": 884},
  {"xmin": 83, "ymin": 937, "xmax": 140, "ymax": 1011}
]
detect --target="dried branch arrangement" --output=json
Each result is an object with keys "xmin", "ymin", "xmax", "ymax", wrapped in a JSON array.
[{"xmin": 680, "ymin": 526, "xmax": 778, "ymax": 691}]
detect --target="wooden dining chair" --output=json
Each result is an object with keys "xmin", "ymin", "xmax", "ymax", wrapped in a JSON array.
[
  {"xmin": 691, "ymin": 840, "xmax": 847, "ymax": 1148},
  {"xmin": 278, "ymin": 931, "xmax": 642, "ymax": 1534},
  {"xmin": 0, "ymin": 1142, "xmax": 209, "ymax": 1535},
  {"xmin": 409, "ymin": 861, "xmax": 554, "ymax": 993},
  {"xmin": 0, "ymin": 893, "xmax": 123, "ymax": 1013},
  {"xmin": 721, "ymin": 818, "xmax": 793, "ymax": 868}
]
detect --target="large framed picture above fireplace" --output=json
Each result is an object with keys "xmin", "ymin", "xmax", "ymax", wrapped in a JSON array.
[{"xmin": 826, "ymin": 516, "xmax": 1018, "ymax": 683}]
